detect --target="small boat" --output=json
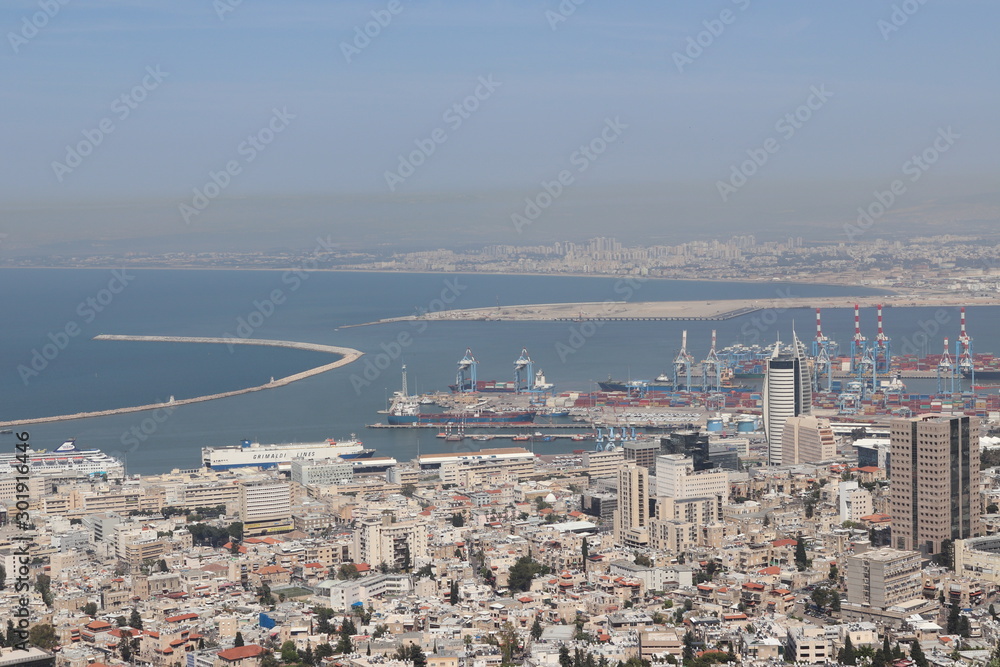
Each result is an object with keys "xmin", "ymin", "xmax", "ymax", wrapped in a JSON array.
[
  {"xmin": 436, "ymin": 432, "xmax": 449, "ymax": 439},
  {"xmin": 445, "ymin": 434, "xmax": 465, "ymax": 442},
  {"xmin": 571, "ymin": 434, "xmax": 587, "ymax": 442},
  {"xmin": 512, "ymin": 434, "xmax": 530, "ymax": 442},
  {"xmin": 472, "ymin": 434, "xmax": 495, "ymax": 442}
]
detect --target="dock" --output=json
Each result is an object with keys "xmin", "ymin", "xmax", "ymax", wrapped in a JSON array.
[{"xmin": 0, "ymin": 335, "xmax": 364, "ymax": 428}]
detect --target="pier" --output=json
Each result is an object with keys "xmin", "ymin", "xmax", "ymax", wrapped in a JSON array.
[
  {"xmin": 342, "ymin": 294, "xmax": 1000, "ymax": 327},
  {"xmin": 0, "ymin": 335, "xmax": 363, "ymax": 428}
]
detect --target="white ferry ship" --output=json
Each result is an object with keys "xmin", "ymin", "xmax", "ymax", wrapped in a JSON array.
[
  {"xmin": 202, "ymin": 437, "xmax": 373, "ymax": 471},
  {"xmin": 1, "ymin": 439, "xmax": 124, "ymax": 477}
]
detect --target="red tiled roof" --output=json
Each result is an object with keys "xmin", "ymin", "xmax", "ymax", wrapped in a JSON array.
[
  {"xmin": 165, "ymin": 613, "xmax": 199, "ymax": 623},
  {"xmin": 218, "ymin": 645, "xmax": 266, "ymax": 662},
  {"xmin": 772, "ymin": 539, "xmax": 797, "ymax": 548},
  {"xmin": 757, "ymin": 566, "xmax": 780, "ymax": 575}
]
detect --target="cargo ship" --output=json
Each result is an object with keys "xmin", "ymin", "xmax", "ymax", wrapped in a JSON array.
[
  {"xmin": 386, "ymin": 408, "xmax": 537, "ymax": 425},
  {"xmin": 202, "ymin": 437, "xmax": 373, "ymax": 471},
  {"xmin": 1, "ymin": 439, "xmax": 124, "ymax": 477}
]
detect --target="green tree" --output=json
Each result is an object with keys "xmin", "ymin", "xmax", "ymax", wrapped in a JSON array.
[
  {"xmin": 634, "ymin": 553, "xmax": 652, "ymax": 567},
  {"xmin": 129, "ymin": 608, "xmax": 143, "ymax": 630},
  {"xmin": 838, "ymin": 635, "xmax": 856, "ymax": 665},
  {"xmin": 315, "ymin": 644, "xmax": 334, "ymax": 660},
  {"xmin": 449, "ymin": 580, "xmax": 459, "ymax": 605},
  {"xmin": 261, "ymin": 652, "xmax": 279, "ymax": 667},
  {"xmin": 507, "ymin": 555, "xmax": 549, "ymax": 593},
  {"xmin": 83, "ymin": 601, "xmax": 98, "ymax": 617},
  {"xmin": 531, "ymin": 616, "xmax": 543, "ymax": 640},
  {"xmin": 234, "ymin": 632, "xmax": 245, "ymax": 648},
  {"xmin": 910, "ymin": 641, "xmax": 929, "ymax": 667},
  {"xmin": 559, "ymin": 646, "xmax": 573, "ymax": 667},
  {"xmin": 118, "ymin": 629, "xmax": 140, "ymax": 663},
  {"xmin": 451, "ymin": 513, "xmax": 465, "ymax": 527},
  {"xmin": 794, "ymin": 536, "xmax": 810, "ymax": 571},
  {"xmin": 337, "ymin": 563, "xmax": 360, "ymax": 580},
  {"xmin": 581, "ymin": 538, "xmax": 589, "ymax": 571},
  {"xmin": 947, "ymin": 602, "xmax": 960, "ymax": 635},
  {"xmin": 829, "ymin": 563, "xmax": 839, "ymax": 582},
  {"xmin": 401, "ymin": 483, "xmax": 417, "ymax": 498},
  {"xmin": 281, "ymin": 640, "xmax": 300, "ymax": 663},
  {"xmin": 35, "ymin": 573, "xmax": 53, "ymax": 607},
  {"xmin": 116, "ymin": 616, "xmax": 128, "ymax": 628},
  {"xmin": 0, "ymin": 564, "xmax": 5, "ymax": 590},
  {"xmin": 28, "ymin": 624, "xmax": 58, "ymax": 650}
]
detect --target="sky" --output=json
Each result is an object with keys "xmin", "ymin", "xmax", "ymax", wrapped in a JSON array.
[{"xmin": 1, "ymin": 0, "xmax": 998, "ymax": 253}]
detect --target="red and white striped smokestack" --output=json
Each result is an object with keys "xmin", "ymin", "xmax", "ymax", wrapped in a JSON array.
[
  {"xmin": 960, "ymin": 306, "xmax": 968, "ymax": 339},
  {"xmin": 853, "ymin": 304, "xmax": 862, "ymax": 341},
  {"xmin": 711, "ymin": 329, "xmax": 717, "ymax": 350},
  {"xmin": 943, "ymin": 337, "xmax": 949, "ymax": 354},
  {"xmin": 815, "ymin": 308, "xmax": 823, "ymax": 340},
  {"xmin": 876, "ymin": 304, "xmax": 884, "ymax": 336}
]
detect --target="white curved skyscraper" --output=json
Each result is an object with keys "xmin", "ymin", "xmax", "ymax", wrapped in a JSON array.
[{"xmin": 763, "ymin": 331, "xmax": 812, "ymax": 465}]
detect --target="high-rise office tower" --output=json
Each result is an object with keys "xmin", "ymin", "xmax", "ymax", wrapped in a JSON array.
[
  {"xmin": 763, "ymin": 332, "xmax": 812, "ymax": 465},
  {"xmin": 889, "ymin": 414, "xmax": 982, "ymax": 556}
]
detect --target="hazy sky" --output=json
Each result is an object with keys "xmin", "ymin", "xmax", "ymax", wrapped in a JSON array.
[{"xmin": 1, "ymin": 0, "xmax": 998, "ymax": 251}]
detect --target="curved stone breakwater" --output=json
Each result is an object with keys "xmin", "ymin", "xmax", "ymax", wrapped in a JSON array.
[{"xmin": 0, "ymin": 335, "xmax": 363, "ymax": 427}]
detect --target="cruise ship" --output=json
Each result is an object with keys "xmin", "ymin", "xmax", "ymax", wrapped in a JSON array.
[
  {"xmin": 1, "ymin": 439, "xmax": 124, "ymax": 477},
  {"xmin": 202, "ymin": 437, "xmax": 374, "ymax": 471}
]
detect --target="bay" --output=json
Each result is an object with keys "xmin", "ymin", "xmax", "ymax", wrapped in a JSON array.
[{"xmin": 1, "ymin": 268, "xmax": 987, "ymax": 474}]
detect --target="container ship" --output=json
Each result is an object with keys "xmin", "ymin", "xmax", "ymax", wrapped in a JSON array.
[
  {"xmin": 449, "ymin": 380, "xmax": 519, "ymax": 393},
  {"xmin": 1, "ymin": 439, "xmax": 124, "ymax": 477},
  {"xmin": 202, "ymin": 437, "xmax": 373, "ymax": 471}
]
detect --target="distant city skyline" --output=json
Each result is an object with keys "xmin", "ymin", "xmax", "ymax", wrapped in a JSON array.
[{"xmin": 1, "ymin": 1, "xmax": 998, "ymax": 253}]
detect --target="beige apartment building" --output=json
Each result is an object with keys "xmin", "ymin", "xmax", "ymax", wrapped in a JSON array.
[
  {"xmin": 781, "ymin": 415, "xmax": 836, "ymax": 465},
  {"xmin": 613, "ymin": 462, "xmax": 649, "ymax": 548},
  {"xmin": 846, "ymin": 547, "xmax": 923, "ymax": 609}
]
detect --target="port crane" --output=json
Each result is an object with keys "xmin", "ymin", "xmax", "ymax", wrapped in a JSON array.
[
  {"xmin": 701, "ymin": 329, "xmax": 722, "ymax": 392},
  {"xmin": 937, "ymin": 337, "xmax": 955, "ymax": 395},
  {"xmin": 811, "ymin": 309, "xmax": 835, "ymax": 393},
  {"xmin": 673, "ymin": 330, "xmax": 695, "ymax": 390},
  {"xmin": 513, "ymin": 348, "xmax": 534, "ymax": 393},
  {"xmin": 956, "ymin": 307, "xmax": 974, "ymax": 391},
  {"xmin": 456, "ymin": 348, "xmax": 478, "ymax": 393},
  {"xmin": 874, "ymin": 304, "xmax": 892, "ymax": 376}
]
